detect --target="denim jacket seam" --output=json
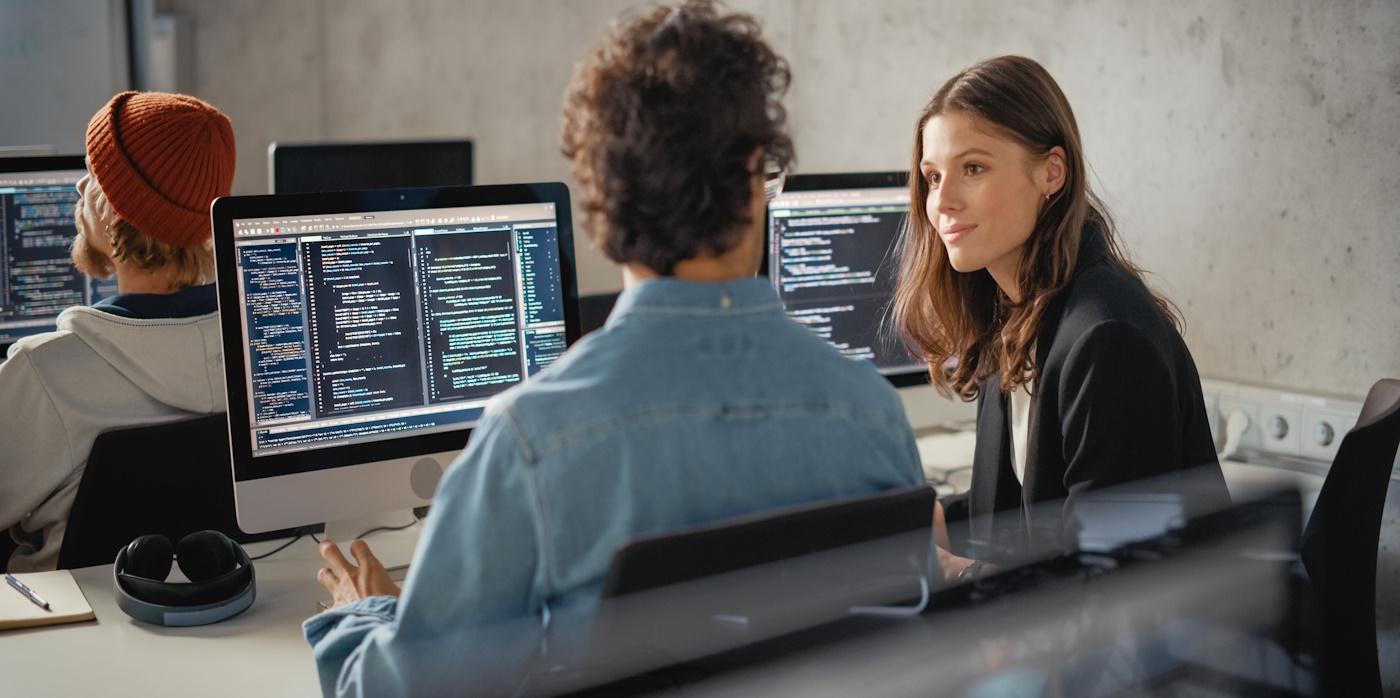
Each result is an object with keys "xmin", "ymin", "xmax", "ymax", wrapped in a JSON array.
[
  {"xmin": 496, "ymin": 402, "xmax": 552, "ymax": 593},
  {"xmin": 616, "ymin": 303, "xmax": 784, "ymax": 319},
  {"xmin": 499, "ymin": 402, "xmax": 539, "ymax": 464},
  {"xmin": 521, "ymin": 463, "xmax": 556, "ymax": 600},
  {"xmin": 529, "ymin": 401, "xmax": 906, "ymax": 458}
]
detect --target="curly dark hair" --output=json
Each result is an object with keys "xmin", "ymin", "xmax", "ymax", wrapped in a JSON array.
[{"xmin": 560, "ymin": 0, "xmax": 795, "ymax": 276}]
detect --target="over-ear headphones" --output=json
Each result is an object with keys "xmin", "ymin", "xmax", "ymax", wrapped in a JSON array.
[{"xmin": 113, "ymin": 530, "xmax": 256, "ymax": 627}]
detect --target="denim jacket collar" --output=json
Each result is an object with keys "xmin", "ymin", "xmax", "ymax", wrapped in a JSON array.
[{"xmin": 608, "ymin": 277, "xmax": 784, "ymax": 323}]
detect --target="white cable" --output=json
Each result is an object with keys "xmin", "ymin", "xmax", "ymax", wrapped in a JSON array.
[
  {"xmin": 849, "ymin": 576, "xmax": 930, "ymax": 617},
  {"xmin": 1217, "ymin": 408, "xmax": 1250, "ymax": 460}
]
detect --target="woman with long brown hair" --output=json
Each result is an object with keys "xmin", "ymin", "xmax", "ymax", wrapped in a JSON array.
[{"xmin": 894, "ymin": 56, "xmax": 1228, "ymax": 580}]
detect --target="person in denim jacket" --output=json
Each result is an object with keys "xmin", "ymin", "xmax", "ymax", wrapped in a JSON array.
[{"xmin": 303, "ymin": 2, "xmax": 923, "ymax": 695}]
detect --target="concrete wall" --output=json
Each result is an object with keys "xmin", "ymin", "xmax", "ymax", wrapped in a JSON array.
[
  {"xmin": 0, "ymin": 0, "xmax": 129, "ymax": 155},
  {"xmin": 161, "ymin": 0, "xmax": 1399, "ymax": 398}
]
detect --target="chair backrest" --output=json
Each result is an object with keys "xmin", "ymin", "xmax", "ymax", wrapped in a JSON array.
[
  {"xmin": 56, "ymin": 414, "xmax": 292, "ymax": 570},
  {"xmin": 0, "ymin": 527, "xmax": 17, "ymax": 573},
  {"xmin": 1300, "ymin": 378, "xmax": 1400, "ymax": 697},
  {"xmin": 578, "ymin": 292, "xmax": 620, "ymax": 337},
  {"xmin": 583, "ymin": 485, "xmax": 936, "ymax": 681}
]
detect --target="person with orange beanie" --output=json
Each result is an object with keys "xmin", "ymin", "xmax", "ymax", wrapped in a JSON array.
[{"xmin": 0, "ymin": 92, "xmax": 236, "ymax": 572}]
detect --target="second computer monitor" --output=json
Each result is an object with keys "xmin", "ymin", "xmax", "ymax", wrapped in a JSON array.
[
  {"xmin": 766, "ymin": 171, "xmax": 926, "ymax": 386},
  {"xmin": 0, "ymin": 156, "xmax": 118, "ymax": 347},
  {"xmin": 268, "ymin": 139, "xmax": 474, "ymax": 195}
]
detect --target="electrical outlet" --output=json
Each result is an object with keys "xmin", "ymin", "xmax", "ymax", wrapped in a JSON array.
[
  {"xmin": 1300, "ymin": 406, "xmax": 1357, "ymax": 463},
  {"xmin": 1203, "ymin": 378, "xmax": 1363, "ymax": 466},
  {"xmin": 1257, "ymin": 401, "xmax": 1303, "ymax": 457}
]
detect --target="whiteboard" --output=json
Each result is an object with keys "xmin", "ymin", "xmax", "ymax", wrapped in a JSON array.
[{"xmin": 0, "ymin": 0, "xmax": 129, "ymax": 155}]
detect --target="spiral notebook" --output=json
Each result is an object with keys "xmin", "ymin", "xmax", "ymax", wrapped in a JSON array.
[{"xmin": 0, "ymin": 570, "xmax": 95, "ymax": 631}]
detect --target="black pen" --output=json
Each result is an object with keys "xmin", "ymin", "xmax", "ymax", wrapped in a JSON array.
[{"xmin": 5, "ymin": 573, "xmax": 51, "ymax": 611}]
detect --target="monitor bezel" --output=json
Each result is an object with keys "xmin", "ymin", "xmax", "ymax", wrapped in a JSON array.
[
  {"xmin": 764, "ymin": 170, "xmax": 930, "ymax": 388},
  {"xmin": 211, "ymin": 182, "xmax": 580, "ymax": 484},
  {"xmin": 268, "ymin": 139, "xmax": 474, "ymax": 195},
  {"xmin": 0, "ymin": 155, "xmax": 87, "ymax": 176}
]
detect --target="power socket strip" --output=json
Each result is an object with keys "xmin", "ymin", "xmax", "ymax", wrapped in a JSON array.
[{"xmin": 1202, "ymin": 378, "xmax": 1362, "ymax": 465}]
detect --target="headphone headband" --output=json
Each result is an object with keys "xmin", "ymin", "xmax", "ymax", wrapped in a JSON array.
[{"xmin": 113, "ymin": 530, "xmax": 257, "ymax": 627}]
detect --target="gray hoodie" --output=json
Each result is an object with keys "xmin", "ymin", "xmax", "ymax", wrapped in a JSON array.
[{"xmin": 0, "ymin": 305, "xmax": 224, "ymax": 571}]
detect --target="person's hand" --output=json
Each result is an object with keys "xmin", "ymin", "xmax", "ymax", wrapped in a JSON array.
[
  {"xmin": 934, "ymin": 545, "xmax": 999, "ymax": 584},
  {"xmin": 316, "ymin": 539, "xmax": 401, "ymax": 608},
  {"xmin": 933, "ymin": 500, "xmax": 951, "ymax": 551},
  {"xmin": 934, "ymin": 545, "xmax": 978, "ymax": 583}
]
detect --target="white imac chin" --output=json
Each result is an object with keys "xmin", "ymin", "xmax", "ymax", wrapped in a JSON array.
[
  {"xmin": 233, "ymin": 451, "xmax": 453, "ymax": 538},
  {"xmin": 211, "ymin": 182, "xmax": 581, "ymax": 540}
]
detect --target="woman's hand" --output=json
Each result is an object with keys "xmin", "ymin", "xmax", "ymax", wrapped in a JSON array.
[
  {"xmin": 934, "ymin": 545, "xmax": 999, "ymax": 584},
  {"xmin": 933, "ymin": 499, "xmax": 952, "ymax": 551},
  {"xmin": 934, "ymin": 545, "xmax": 979, "ymax": 583},
  {"xmin": 316, "ymin": 539, "xmax": 402, "ymax": 608},
  {"xmin": 933, "ymin": 500, "xmax": 971, "ymax": 582}
]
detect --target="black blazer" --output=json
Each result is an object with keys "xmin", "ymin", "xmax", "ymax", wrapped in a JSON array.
[{"xmin": 967, "ymin": 225, "xmax": 1228, "ymax": 559}]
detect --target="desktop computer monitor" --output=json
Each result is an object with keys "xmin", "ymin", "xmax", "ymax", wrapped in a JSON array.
[
  {"xmin": 268, "ymin": 140, "xmax": 474, "ymax": 195},
  {"xmin": 765, "ymin": 171, "xmax": 927, "ymax": 387},
  {"xmin": 0, "ymin": 156, "xmax": 119, "ymax": 348},
  {"xmin": 211, "ymin": 183, "xmax": 579, "ymax": 533}
]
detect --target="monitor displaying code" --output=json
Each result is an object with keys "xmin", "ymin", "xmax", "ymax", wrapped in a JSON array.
[
  {"xmin": 230, "ymin": 202, "xmax": 566, "ymax": 456},
  {"xmin": 0, "ymin": 165, "xmax": 118, "ymax": 344},
  {"xmin": 768, "ymin": 184, "xmax": 922, "ymax": 376}
]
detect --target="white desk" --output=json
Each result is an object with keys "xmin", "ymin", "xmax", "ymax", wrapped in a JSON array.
[
  {"xmin": 899, "ymin": 384, "xmax": 978, "ymax": 496},
  {"xmin": 0, "ymin": 525, "xmax": 422, "ymax": 697},
  {"xmin": 0, "ymin": 390, "xmax": 970, "ymax": 697}
]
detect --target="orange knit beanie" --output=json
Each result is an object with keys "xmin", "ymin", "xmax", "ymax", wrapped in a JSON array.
[{"xmin": 85, "ymin": 91, "xmax": 236, "ymax": 248}]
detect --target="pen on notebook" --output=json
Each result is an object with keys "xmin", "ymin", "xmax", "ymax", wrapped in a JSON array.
[{"xmin": 5, "ymin": 573, "xmax": 52, "ymax": 611}]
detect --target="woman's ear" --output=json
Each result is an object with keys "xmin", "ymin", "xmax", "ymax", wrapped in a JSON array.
[{"xmin": 1044, "ymin": 146, "xmax": 1067, "ymax": 196}]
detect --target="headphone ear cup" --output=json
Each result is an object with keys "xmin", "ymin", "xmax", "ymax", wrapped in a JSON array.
[
  {"xmin": 123, "ymin": 534, "xmax": 174, "ymax": 581},
  {"xmin": 176, "ymin": 530, "xmax": 236, "ymax": 583}
]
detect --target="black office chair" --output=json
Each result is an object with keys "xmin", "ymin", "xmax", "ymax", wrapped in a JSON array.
[
  {"xmin": 1300, "ymin": 378, "xmax": 1400, "ymax": 697},
  {"xmin": 55, "ymin": 414, "xmax": 297, "ymax": 570},
  {"xmin": 569, "ymin": 485, "xmax": 937, "ymax": 691},
  {"xmin": 0, "ymin": 528, "xmax": 17, "ymax": 572},
  {"xmin": 579, "ymin": 292, "xmax": 620, "ymax": 336}
]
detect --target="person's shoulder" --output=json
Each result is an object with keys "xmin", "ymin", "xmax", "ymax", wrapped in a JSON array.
[
  {"xmin": 762, "ymin": 327, "xmax": 912, "ymax": 427},
  {"xmin": 0, "ymin": 331, "xmax": 92, "ymax": 397},
  {"xmin": 476, "ymin": 345, "xmax": 597, "ymax": 429},
  {"xmin": 1060, "ymin": 259, "xmax": 1173, "ymax": 335},
  {"xmin": 58, "ymin": 303, "xmax": 220, "ymax": 326},
  {"xmin": 1065, "ymin": 318, "xmax": 1162, "ymax": 361},
  {"xmin": 6, "ymin": 328, "xmax": 84, "ymax": 362},
  {"xmin": 738, "ymin": 310, "xmax": 911, "ymax": 409},
  {"xmin": 776, "ymin": 319, "xmax": 901, "ymax": 387}
]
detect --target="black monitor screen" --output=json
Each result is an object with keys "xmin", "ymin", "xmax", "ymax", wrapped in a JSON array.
[
  {"xmin": 766, "ymin": 172, "xmax": 925, "ymax": 384},
  {"xmin": 213, "ymin": 184, "xmax": 578, "ymax": 479},
  {"xmin": 0, "ymin": 157, "xmax": 118, "ymax": 345},
  {"xmin": 269, "ymin": 140, "xmax": 474, "ymax": 195}
]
